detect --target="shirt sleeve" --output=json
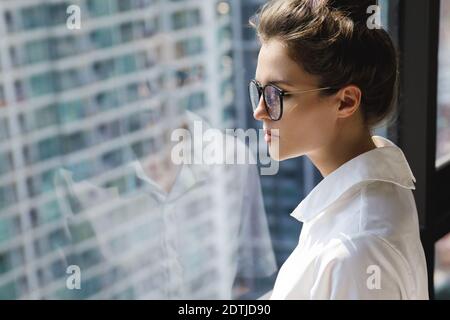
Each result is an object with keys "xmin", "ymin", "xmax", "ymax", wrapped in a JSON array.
[{"xmin": 310, "ymin": 234, "xmax": 416, "ymax": 300}]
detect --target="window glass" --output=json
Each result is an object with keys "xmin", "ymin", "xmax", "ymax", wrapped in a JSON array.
[{"xmin": 437, "ymin": 0, "xmax": 450, "ymax": 167}]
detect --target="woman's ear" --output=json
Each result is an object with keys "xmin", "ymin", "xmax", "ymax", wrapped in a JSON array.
[{"xmin": 336, "ymin": 85, "xmax": 362, "ymax": 119}]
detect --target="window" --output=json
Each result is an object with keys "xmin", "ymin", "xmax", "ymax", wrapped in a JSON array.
[
  {"xmin": 119, "ymin": 22, "xmax": 134, "ymax": 43},
  {"xmin": 116, "ymin": 54, "xmax": 138, "ymax": 75},
  {"xmin": 14, "ymin": 81, "xmax": 25, "ymax": 101},
  {"xmin": 0, "ymin": 120, "xmax": 8, "ymax": 142},
  {"xmin": 90, "ymin": 28, "xmax": 115, "ymax": 49},
  {"xmin": 171, "ymin": 9, "xmax": 202, "ymax": 30},
  {"xmin": 63, "ymin": 132, "xmax": 88, "ymax": 154},
  {"xmin": 25, "ymin": 40, "xmax": 50, "ymax": 64},
  {"xmin": 33, "ymin": 104, "xmax": 59, "ymax": 130},
  {"xmin": 96, "ymin": 90, "xmax": 120, "ymax": 111},
  {"xmin": 217, "ymin": 25, "xmax": 232, "ymax": 45},
  {"xmin": 102, "ymin": 148, "xmax": 124, "ymax": 169},
  {"xmin": 0, "ymin": 184, "xmax": 17, "ymax": 211},
  {"xmin": 0, "ymin": 152, "xmax": 13, "ymax": 176},
  {"xmin": 30, "ymin": 72, "xmax": 57, "ymax": 97},
  {"xmin": 175, "ymin": 37, "xmax": 204, "ymax": 59},
  {"xmin": 38, "ymin": 136, "xmax": 62, "ymax": 160},
  {"xmin": 175, "ymin": 64, "xmax": 205, "ymax": 87},
  {"xmin": 86, "ymin": 0, "xmax": 113, "ymax": 17},
  {"xmin": 0, "ymin": 216, "xmax": 20, "ymax": 244},
  {"xmin": 179, "ymin": 91, "xmax": 206, "ymax": 112},
  {"xmin": 21, "ymin": 6, "xmax": 47, "ymax": 30},
  {"xmin": 4, "ymin": 10, "xmax": 14, "ymax": 33},
  {"xmin": 96, "ymin": 120, "xmax": 121, "ymax": 143},
  {"xmin": 436, "ymin": 0, "xmax": 450, "ymax": 167},
  {"xmin": 434, "ymin": 0, "xmax": 450, "ymax": 300},
  {"xmin": 58, "ymin": 100, "xmax": 85, "ymax": 124},
  {"xmin": 93, "ymin": 59, "xmax": 115, "ymax": 80},
  {"xmin": 118, "ymin": 0, "xmax": 133, "ymax": 12},
  {"xmin": 0, "ymin": 0, "xmax": 278, "ymax": 301},
  {"xmin": 35, "ymin": 201, "xmax": 62, "ymax": 227},
  {"xmin": 0, "ymin": 86, "xmax": 6, "ymax": 107}
]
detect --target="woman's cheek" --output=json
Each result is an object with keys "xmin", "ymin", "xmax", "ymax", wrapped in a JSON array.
[{"xmin": 283, "ymin": 125, "xmax": 305, "ymax": 156}]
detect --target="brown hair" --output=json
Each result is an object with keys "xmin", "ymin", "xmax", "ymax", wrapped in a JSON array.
[{"xmin": 249, "ymin": 0, "xmax": 399, "ymax": 127}]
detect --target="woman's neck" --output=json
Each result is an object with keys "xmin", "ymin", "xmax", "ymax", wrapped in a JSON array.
[{"xmin": 307, "ymin": 126, "xmax": 377, "ymax": 177}]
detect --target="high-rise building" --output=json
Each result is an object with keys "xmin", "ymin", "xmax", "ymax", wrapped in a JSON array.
[{"xmin": 0, "ymin": 0, "xmax": 277, "ymax": 300}]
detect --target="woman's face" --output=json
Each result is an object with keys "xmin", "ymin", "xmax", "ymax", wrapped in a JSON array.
[{"xmin": 254, "ymin": 39, "xmax": 340, "ymax": 161}]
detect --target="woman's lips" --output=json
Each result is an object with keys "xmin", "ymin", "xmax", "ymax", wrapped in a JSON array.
[{"xmin": 264, "ymin": 129, "xmax": 279, "ymax": 143}]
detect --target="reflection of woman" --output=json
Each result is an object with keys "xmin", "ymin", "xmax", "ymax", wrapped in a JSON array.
[{"xmin": 249, "ymin": 0, "xmax": 428, "ymax": 299}]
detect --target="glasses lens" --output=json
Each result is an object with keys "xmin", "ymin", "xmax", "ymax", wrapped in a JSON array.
[
  {"xmin": 249, "ymin": 81, "xmax": 261, "ymax": 111},
  {"xmin": 264, "ymin": 85, "xmax": 281, "ymax": 120}
]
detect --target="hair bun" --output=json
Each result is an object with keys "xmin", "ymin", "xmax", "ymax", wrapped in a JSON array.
[{"xmin": 328, "ymin": 0, "xmax": 379, "ymax": 23}]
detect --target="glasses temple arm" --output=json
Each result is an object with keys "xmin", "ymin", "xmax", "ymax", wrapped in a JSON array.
[{"xmin": 284, "ymin": 87, "xmax": 336, "ymax": 95}]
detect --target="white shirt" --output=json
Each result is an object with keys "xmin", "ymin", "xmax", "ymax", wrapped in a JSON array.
[{"xmin": 270, "ymin": 136, "xmax": 429, "ymax": 300}]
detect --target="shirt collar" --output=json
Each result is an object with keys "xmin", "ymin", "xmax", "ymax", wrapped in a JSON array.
[{"xmin": 291, "ymin": 136, "xmax": 416, "ymax": 223}]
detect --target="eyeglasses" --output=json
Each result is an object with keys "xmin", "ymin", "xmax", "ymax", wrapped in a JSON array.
[{"xmin": 248, "ymin": 79, "xmax": 335, "ymax": 121}]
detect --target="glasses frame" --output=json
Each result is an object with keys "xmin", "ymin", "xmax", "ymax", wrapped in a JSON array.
[{"xmin": 249, "ymin": 79, "xmax": 336, "ymax": 121}]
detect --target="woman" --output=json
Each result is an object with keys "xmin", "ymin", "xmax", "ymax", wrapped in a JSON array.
[{"xmin": 249, "ymin": 0, "xmax": 428, "ymax": 299}]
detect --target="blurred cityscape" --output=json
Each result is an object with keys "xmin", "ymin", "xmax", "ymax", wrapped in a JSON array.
[
  {"xmin": 0, "ymin": 0, "xmax": 316, "ymax": 300},
  {"xmin": 437, "ymin": 0, "xmax": 450, "ymax": 164},
  {"xmin": 435, "ymin": 0, "xmax": 450, "ymax": 300}
]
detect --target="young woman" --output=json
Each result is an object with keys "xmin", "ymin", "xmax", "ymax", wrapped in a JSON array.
[{"xmin": 249, "ymin": 0, "xmax": 428, "ymax": 299}]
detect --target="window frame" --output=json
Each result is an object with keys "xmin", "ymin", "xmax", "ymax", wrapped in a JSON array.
[{"xmin": 396, "ymin": 0, "xmax": 450, "ymax": 299}]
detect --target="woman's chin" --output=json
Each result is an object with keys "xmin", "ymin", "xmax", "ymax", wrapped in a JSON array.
[
  {"xmin": 268, "ymin": 144, "xmax": 283, "ymax": 161},
  {"xmin": 268, "ymin": 145, "xmax": 304, "ymax": 162}
]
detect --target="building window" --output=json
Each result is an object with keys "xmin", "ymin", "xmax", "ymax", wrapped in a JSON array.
[
  {"xmin": 175, "ymin": 37, "xmax": 203, "ymax": 59},
  {"xmin": 171, "ymin": 9, "xmax": 202, "ymax": 30}
]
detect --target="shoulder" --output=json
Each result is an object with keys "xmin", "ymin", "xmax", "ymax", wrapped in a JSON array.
[
  {"xmin": 357, "ymin": 180, "xmax": 419, "ymax": 236},
  {"xmin": 311, "ymin": 233, "xmax": 416, "ymax": 299},
  {"xmin": 318, "ymin": 233, "xmax": 410, "ymax": 270},
  {"xmin": 360, "ymin": 180, "xmax": 416, "ymax": 213}
]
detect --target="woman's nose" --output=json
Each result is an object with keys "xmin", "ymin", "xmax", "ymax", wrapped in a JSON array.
[{"xmin": 253, "ymin": 97, "xmax": 271, "ymax": 121}]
